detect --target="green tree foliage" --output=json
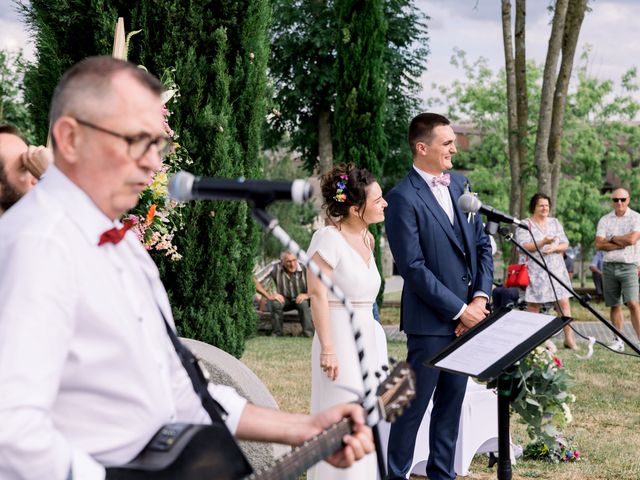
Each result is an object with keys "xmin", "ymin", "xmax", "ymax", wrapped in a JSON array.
[
  {"xmin": 257, "ymin": 151, "xmax": 317, "ymax": 261},
  {"xmin": 333, "ymin": 0, "xmax": 388, "ymax": 302},
  {"xmin": 19, "ymin": 0, "xmax": 117, "ymax": 144},
  {"xmin": 127, "ymin": 1, "xmax": 270, "ymax": 358},
  {"xmin": 380, "ymin": 0, "xmax": 429, "ymax": 191},
  {"xmin": 0, "ymin": 49, "xmax": 34, "ymax": 142},
  {"xmin": 333, "ymin": 0, "xmax": 387, "ymax": 172},
  {"xmin": 427, "ymin": 51, "xmax": 543, "ymax": 266},
  {"xmin": 427, "ymin": 49, "xmax": 640, "ymax": 282},
  {"xmin": 267, "ymin": 0, "xmax": 335, "ymax": 173},
  {"xmin": 20, "ymin": 0, "xmax": 270, "ymax": 357},
  {"xmin": 268, "ymin": 0, "xmax": 428, "ymax": 188}
]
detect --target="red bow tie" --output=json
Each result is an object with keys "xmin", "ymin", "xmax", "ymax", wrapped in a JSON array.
[
  {"xmin": 98, "ymin": 220, "xmax": 134, "ymax": 246},
  {"xmin": 432, "ymin": 173, "xmax": 451, "ymax": 187}
]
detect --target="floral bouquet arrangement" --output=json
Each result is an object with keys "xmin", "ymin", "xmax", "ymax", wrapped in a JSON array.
[
  {"xmin": 125, "ymin": 68, "xmax": 188, "ymax": 261},
  {"xmin": 112, "ymin": 24, "xmax": 187, "ymax": 261},
  {"xmin": 523, "ymin": 435, "xmax": 581, "ymax": 463},
  {"xmin": 509, "ymin": 346, "xmax": 578, "ymax": 457}
]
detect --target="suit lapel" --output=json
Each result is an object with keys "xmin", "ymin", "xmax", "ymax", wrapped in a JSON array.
[
  {"xmin": 409, "ymin": 169, "xmax": 464, "ymax": 253},
  {"xmin": 450, "ymin": 177, "xmax": 474, "ymax": 254}
]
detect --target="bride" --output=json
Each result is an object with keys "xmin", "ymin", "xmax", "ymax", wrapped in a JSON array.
[{"xmin": 306, "ymin": 163, "xmax": 388, "ymax": 479}]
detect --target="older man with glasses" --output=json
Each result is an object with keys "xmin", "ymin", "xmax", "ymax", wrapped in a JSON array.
[
  {"xmin": 0, "ymin": 56, "xmax": 372, "ymax": 480},
  {"xmin": 595, "ymin": 188, "xmax": 640, "ymax": 351}
]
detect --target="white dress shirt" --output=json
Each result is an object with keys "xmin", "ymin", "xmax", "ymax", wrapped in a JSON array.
[
  {"xmin": 413, "ymin": 166, "xmax": 455, "ymax": 224},
  {"xmin": 0, "ymin": 166, "xmax": 246, "ymax": 480}
]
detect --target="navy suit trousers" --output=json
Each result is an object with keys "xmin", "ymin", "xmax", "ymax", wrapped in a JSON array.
[{"xmin": 386, "ymin": 334, "xmax": 468, "ymax": 480}]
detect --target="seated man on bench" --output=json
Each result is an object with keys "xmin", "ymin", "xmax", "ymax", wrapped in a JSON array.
[{"xmin": 254, "ymin": 250, "xmax": 314, "ymax": 337}]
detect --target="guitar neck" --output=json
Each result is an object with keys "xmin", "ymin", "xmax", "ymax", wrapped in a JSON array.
[{"xmin": 247, "ymin": 418, "xmax": 353, "ymax": 480}]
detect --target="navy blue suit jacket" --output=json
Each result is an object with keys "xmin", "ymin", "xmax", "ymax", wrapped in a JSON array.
[{"xmin": 385, "ymin": 169, "xmax": 494, "ymax": 336}]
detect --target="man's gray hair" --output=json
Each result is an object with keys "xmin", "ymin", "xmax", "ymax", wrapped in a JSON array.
[
  {"xmin": 49, "ymin": 56, "xmax": 164, "ymax": 147},
  {"xmin": 280, "ymin": 250, "xmax": 295, "ymax": 261}
]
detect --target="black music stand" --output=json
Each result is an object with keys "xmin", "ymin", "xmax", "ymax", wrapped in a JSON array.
[{"xmin": 425, "ymin": 307, "xmax": 572, "ymax": 480}]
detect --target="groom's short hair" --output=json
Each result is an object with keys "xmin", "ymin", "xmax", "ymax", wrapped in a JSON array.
[{"xmin": 408, "ymin": 113, "xmax": 450, "ymax": 155}]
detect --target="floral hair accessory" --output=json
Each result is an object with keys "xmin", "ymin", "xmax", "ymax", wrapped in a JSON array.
[{"xmin": 334, "ymin": 174, "xmax": 349, "ymax": 202}]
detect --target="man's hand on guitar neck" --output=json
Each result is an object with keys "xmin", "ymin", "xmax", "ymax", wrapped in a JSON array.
[
  {"xmin": 311, "ymin": 403, "xmax": 374, "ymax": 468},
  {"xmin": 235, "ymin": 403, "xmax": 374, "ymax": 468}
]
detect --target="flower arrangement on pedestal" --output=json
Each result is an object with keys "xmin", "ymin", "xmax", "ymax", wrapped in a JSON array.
[
  {"xmin": 510, "ymin": 346, "xmax": 580, "ymax": 463},
  {"xmin": 125, "ymin": 68, "xmax": 188, "ymax": 261},
  {"xmin": 111, "ymin": 22, "xmax": 187, "ymax": 261}
]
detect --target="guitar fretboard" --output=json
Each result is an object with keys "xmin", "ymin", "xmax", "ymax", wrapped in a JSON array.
[{"xmin": 247, "ymin": 418, "xmax": 353, "ymax": 480}]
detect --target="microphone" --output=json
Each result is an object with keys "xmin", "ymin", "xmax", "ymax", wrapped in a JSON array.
[
  {"xmin": 169, "ymin": 171, "xmax": 313, "ymax": 205},
  {"xmin": 458, "ymin": 193, "xmax": 529, "ymax": 230}
]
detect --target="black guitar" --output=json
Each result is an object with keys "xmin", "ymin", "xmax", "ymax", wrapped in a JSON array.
[{"xmin": 106, "ymin": 362, "xmax": 416, "ymax": 480}]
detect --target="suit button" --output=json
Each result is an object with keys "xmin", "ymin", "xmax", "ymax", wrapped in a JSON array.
[{"xmin": 461, "ymin": 274, "xmax": 469, "ymax": 282}]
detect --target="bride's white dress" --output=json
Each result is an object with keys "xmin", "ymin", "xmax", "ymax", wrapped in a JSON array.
[{"xmin": 306, "ymin": 226, "xmax": 383, "ymax": 480}]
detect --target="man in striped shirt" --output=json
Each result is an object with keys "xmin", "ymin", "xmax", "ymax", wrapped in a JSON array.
[{"xmin": 255, "ymin": 250, "xmax": 314, "ymax": 337}]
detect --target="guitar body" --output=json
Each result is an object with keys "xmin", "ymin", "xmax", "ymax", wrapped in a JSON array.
[
  {"xmin": 107, "ymin": 362, "xmax": 415, "ymax": 480},
  {"xmin": 106, "ymin": 423, "xmax": 252, "ymax": 480}
]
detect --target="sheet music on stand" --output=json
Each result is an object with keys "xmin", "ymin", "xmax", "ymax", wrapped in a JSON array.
[{"xmin": 427, "ymin": 307, "xmax": 573, "ymax": 381}]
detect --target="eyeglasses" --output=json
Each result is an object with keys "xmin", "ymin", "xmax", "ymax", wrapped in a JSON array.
[
  {"xmin": 612, "ymin": 198, "xmax": 628, "ymax": 203},
  {"xmin": 74, "ymin": 118, "xmax": 171, "ymax": 161}
]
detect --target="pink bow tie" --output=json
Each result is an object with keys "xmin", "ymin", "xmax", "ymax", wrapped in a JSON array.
[
  {"xmin": 98, "ymin": 220, "xmax": 134, "ymax": 246},
  {"xmin": 432, "ymin": 174, "xmax": 450, "ymax": 187}
]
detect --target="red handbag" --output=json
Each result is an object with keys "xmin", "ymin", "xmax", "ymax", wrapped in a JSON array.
[{"xmin": 504, "ymin": 262, "xmax": 529, "ymax": 288}]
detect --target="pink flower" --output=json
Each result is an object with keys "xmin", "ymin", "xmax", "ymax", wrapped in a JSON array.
[{"xmin": 553, "ymin": 356, "xmax": 563, "ymax": 368}]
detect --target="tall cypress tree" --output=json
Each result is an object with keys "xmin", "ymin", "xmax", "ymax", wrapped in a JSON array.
[
  {"xmin": 20, "ymin": 0, "xmax": 270, "ymax": 357},
  {"xmin": 268, "ymin": 0, "xmax": 428, "ymax": 185},
  {"xmin": 333, "ymin": 0, "xmax": 388, "ymax": 301}
]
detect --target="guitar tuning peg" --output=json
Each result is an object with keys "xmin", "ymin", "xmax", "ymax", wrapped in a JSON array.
[
  {"xmin": 375, "ymin": 371, "xmax": 382, "ymax": 379},
  {"xmin": 381, "ymin": 364, "xmax": 389, "ymax": 372},
  {"xmin": 389, "ymin": 357, "xmax": 397, "ymax": 366}
]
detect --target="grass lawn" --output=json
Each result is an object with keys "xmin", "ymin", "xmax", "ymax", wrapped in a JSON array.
[
  {"xmin": 241, "ymin": 333, "xmax": 640, "ymax": 479},
  {"xmin": 381, "ymin": 294, "xmax": 611, "ymax": 323}
]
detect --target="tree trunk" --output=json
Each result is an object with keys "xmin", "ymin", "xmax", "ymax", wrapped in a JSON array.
[
  {"xmin": 317, "ymin": 108, "xmax": 333, "ymax": 174},
  {"xmin": 514, "ymin": 0, "xmax": 528, "ymax": 219},
  {"xmin": 548, "ymin": 0, "xmax": 588, "ymax": 209},
  {"xmin": 502, "ymin": 0, "xmax": 521, "ymax": 220},
  {"xmin": 533, "ymin": 0, "xmax": 568, "ymax": 197}
]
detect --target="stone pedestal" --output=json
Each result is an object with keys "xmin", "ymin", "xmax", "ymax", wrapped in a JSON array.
[{"xmin": 182, "ymin": 338, "xmax": 290, "ymax": 472}]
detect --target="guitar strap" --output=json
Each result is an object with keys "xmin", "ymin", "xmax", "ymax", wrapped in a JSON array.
[
  {"xmin": 159, "ymin": 311, "xmax": 253, "ymax": 476},
  {"xmin": 160, "ymin": 310, "xmax": 229, "ymax": 423}
]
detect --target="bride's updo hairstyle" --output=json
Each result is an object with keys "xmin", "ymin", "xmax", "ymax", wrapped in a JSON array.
[{"xmin": 320, "ymin": 162, "xmax": 376, "ymax": 220}]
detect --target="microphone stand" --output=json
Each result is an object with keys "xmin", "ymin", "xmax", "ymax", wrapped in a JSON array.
[
  {"xmin": 485, "ymin": 220, "xmax": 639, "ymax": 480},
  {"xmin": 250, "ymin": 204, "xmax": 387, "ymax": 479},
  {"xmin": 498, "ymin": 224, "xmax": 640, "ymax": 355}
]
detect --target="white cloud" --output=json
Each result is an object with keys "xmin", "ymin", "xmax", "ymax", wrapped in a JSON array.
[
  {"xmin": 417, "ymin": 0, "xmax": 640, "ymax": 112},
  {"xmin": 0, "ymin": 18, "xmax": 34, "ymax": 58},
  {"xmin": 0, "ymin": 0, "xmax": 637, "ymax": 113}
]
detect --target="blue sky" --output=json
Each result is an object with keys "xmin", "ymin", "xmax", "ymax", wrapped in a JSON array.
[{"xmin": 2, "ymin": 0, "xmax": 639, "ymax": 108}]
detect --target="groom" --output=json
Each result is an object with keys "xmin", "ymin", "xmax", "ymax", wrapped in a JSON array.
[{"xmin": 384, "ymin": 113, "xmax": 494, "ymax": 480}]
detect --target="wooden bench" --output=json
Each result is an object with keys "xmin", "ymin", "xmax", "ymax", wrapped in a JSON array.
[{"xmin": 256, "ymin": 309, "xmax": 303, "ymax": 336}]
